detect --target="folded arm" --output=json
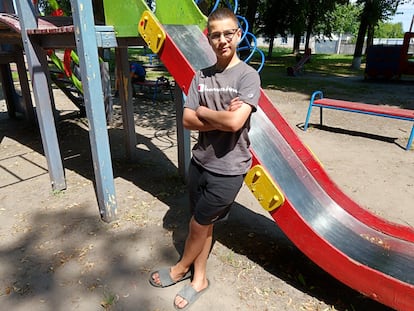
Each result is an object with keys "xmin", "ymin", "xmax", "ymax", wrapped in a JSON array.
[{"xmin": 183, "ymin": 97, "xmax": 252, "ymax": 133}]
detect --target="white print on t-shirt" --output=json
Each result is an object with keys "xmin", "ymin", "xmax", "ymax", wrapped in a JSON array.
[{"xmin": 198, "ymin": 84, "xmax": 237, "ymax": 94}]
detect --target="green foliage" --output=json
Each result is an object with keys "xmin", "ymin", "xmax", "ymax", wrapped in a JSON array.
[
  {"xmin": 355, "ymin": 0, "xmax": 401, "ymax": 25},
  {"xmin": 36, "ymin": 0, "xmax": 71, "ymax": 15},
  {"xmin": 305, "ymin": 0, "xmax": 349, "ymax": 36},
  {"xmin": 328, "ymin": 3, "xmax": 363, "ymax": 36},
  {"xmin": 101, "ymin": 289, "xmax": 117, "ymax": 310},
  {"xmin": 257, "ymin": 0, "xmax": 292, "ymax": 37},
  {"xmin": 375, "ymin": 21, "xmax": 405, "ymax": 38}
]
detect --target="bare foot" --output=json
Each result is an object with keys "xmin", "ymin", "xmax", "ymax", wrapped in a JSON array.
[
  {"xmin": 174, "ymin": 279, "xmax": 209, "ymax": 309},
  {"xmin": 150, "ymin": 266, "xmax": 190, "ymax": 287}
]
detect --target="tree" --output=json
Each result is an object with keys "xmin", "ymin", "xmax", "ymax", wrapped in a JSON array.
[
  {"xmin": 290, "ymin": 0, "xmax": 307, "ymax": 54},
  {"xmin": 257, "ymin": 0, "xmax": 292, "ymax": 58},
  {"xmin": 291, "ymin": 0, "xmax": 349, "ymax": 53},
  {"xmin": 327, "ymin": 3, "xmax": 362, "ymax": 37},
  {"xmin": 375, "ymin": 21, "xmax": 405, "ymax": 37},
  {"xmin": 257, "ymin": 0, "xmax": 350, "ymax": 55},
  {"xmin": 237, "ymin": 0, "xmax": 262, "ymax": 58},
  {"xmin": 238, "ymin": 0, "xmax": 260, "ymax": 33},
  {"xmin": 351, "ymin": 0, "xmax": 403, "ymax": 69}
]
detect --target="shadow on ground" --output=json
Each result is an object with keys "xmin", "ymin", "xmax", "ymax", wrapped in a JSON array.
[{"xmin": 0, "ymin": 95, "xmax": 394, "ymax": 310}]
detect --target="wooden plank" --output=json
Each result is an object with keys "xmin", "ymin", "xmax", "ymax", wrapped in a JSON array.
[{"xmin": 115, "ymin": 46, "xmax": 137, "ymax": 161}]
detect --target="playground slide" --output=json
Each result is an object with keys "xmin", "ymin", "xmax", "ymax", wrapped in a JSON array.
[{"xmin": 106, "ymin": 2, "xmax": 414, "ymax": 310}]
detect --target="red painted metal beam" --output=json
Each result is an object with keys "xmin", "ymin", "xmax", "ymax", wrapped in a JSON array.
[{"xmin": 158, "ymin": 33, "xmax": 196, "ymax": 95}]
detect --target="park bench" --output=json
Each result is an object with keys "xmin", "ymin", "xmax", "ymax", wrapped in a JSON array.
[{"xmin": 303, "ymin": 90, "xmax": 414, "ymax": 150}]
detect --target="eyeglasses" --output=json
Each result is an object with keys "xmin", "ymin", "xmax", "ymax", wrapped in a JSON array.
[{"xmin": 209, "ymin": 28, "xmax": 239, "ymax": 42}]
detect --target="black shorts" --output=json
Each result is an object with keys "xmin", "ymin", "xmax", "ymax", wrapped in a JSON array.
[{"xmin": 188, "ymin": 159, "xmax": 244, "ymax": 225}]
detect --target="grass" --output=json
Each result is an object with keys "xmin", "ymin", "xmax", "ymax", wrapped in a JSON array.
[
  {"xmin": 100, "ymin": 290, "xmax": 118, "ymax": 310},
  {"xmin": 252, "ymin": 48, "xmax": 367, "ymax": 97},
  {"xmin": 253, "ymin": 49, "xmax": 414, "ymax": 108},
  {"xmin": 123, "ymin": 46, "xmax": 368, "ymax": 93},
  {"xmin": 48, "ymin": 46, "xmax": 366, "ymax": 92},
  {"xmin": 31, "ymin": 46, "xmax": 408, "ymax": 104}
]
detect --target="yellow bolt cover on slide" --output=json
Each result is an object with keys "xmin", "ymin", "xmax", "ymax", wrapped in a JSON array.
[
  {"xmin": 244, "ymin": 165, "xmax": 285, "ymax": 212},
  {"xmin": 138, "ymin": 10, "xmax": 166, "ymax": 53}
]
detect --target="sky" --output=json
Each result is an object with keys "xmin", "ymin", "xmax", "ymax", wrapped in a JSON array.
[{"xmin": 390, "ymin": 3, "xmax": 414, "ymax": 32}]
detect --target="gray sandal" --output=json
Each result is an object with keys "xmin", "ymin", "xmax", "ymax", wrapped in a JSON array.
[
  {"xmin": 174, "ymin": 280, "xmax": 210, "ymax": 310},
  {"xmin": 149, "ymin": 267, "xmax": 191, "ymax": 288}
]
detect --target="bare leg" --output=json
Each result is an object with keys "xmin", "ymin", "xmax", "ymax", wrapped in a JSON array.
[
  {"xmin": 174, "ymin": 217, "xmax": 212, "ymax": 309},
  {"xmin": 150, "ymin": 216, "xmax": 212, "ymax": 286}
]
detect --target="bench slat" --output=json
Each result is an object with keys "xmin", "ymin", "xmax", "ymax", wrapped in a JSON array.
[
  {"xmin": 314, "ymin": 98, "xmax": 414, "ymax": 120},
  {"xmin": 304, "ymin": 91, "xmax": 414, "ymax": 150}
]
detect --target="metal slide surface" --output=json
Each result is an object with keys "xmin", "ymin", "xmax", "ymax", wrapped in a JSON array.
[{"xmin": 133, "ymin": 5, "xmax": 414, "ymax": 311}]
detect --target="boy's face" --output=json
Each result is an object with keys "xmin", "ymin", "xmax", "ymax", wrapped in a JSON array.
[{"xmin": 208, "ymin": 18, "xmax": 241, "ymax": 61}]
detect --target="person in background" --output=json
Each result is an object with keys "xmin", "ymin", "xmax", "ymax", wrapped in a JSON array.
[
  {"xmin": 114, "ymin": 61, "xmax": 146, "ymax": 97},
  {"xmin": 130, "ymin": 61, "xmax": 146, "ymax": 83}
]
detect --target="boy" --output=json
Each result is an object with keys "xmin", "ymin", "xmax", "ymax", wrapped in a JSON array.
[{"xmin": 149, "ymin": 7, "xmax": 261, "ymax": 310}]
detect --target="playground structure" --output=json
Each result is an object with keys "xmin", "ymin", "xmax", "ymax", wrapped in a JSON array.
[
  {"xmin": 365, "ymin": 31, "xmax": 414, "ymax": 79},
  {"xmin": 287, "ymin": 48, "xmax": 312, "ymax": 76},
  {"xmin": 1, "ymin": 1, "xmax": 414, "ymax": 310}
]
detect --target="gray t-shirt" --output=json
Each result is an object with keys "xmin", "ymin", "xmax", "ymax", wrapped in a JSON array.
[{"xmin": 184, "ymin": 61, "xmax": 261, "ymax": 175}]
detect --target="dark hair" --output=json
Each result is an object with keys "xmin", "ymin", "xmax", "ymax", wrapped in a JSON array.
[{"xmin": 207, "ymin": 7, "xmax": 238, "ymax": 33}]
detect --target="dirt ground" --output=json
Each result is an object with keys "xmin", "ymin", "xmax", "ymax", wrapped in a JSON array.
[{"xmin": 0, "ymin": 74, "xmax": 413, "ymax": 311}]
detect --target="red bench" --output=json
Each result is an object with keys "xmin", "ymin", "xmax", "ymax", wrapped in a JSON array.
[{"xmin": 304, "ymin": 91, "xmax": 414, "ymax": 150}]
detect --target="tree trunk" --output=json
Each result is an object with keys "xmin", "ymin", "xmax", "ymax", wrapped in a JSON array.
[
  {"xmin": 244, "ymin": 0, "xmax": 259, "ymax": 32},
  {"xmin": 305, "ymin": 14, "xmax": 314, "ymax": 53},
  {"xmin": 352, "ymin": 11, "xmax": 369, "ymax": 69},
  {"xmin": 267, "ymin": 36, "xmax": 274, "ymax": 60},
  {"xmin": 305, "ymin": 30, "xmax": 312, "ymax": 53},
  {"xmin": 238, "ymin": 0, "xmax": 259, "ymax": 59},
  {"xmin": 366, "ymin": 23, "xmax": 375, "ymax": 54},
  {"xmin": 336, "ymin": 32, "xmax": 342, "ymax": 54},
  {"xmin": 293, "ymin": 33, "xmax": 301, "ymax": 54},
  {"xmin": 92, "ymin": 0, "xmax": 105, "ymax": 24}
]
